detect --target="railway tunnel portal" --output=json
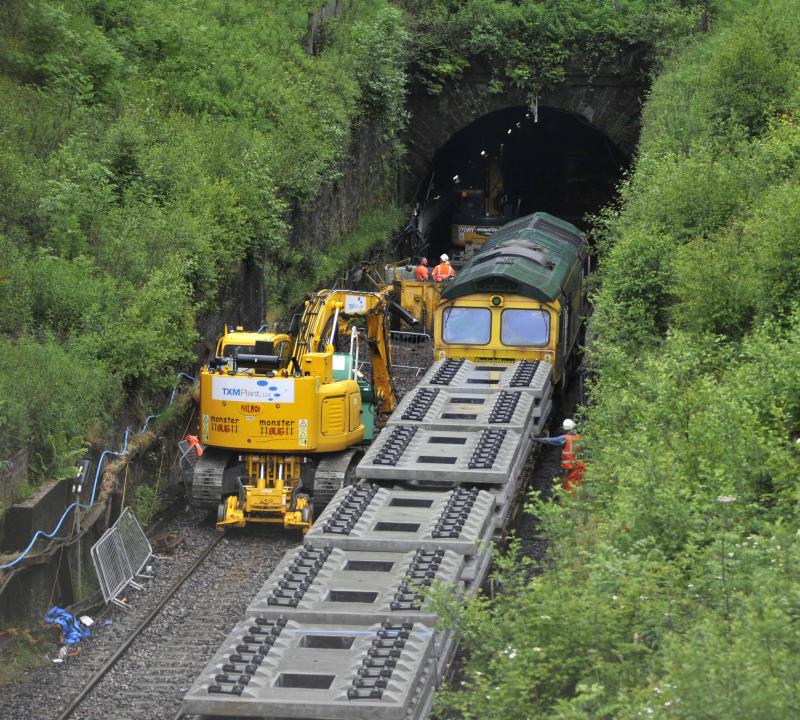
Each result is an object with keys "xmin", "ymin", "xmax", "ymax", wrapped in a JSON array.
[{"xmin": 403, "ymin": 51, "xmax": 646, "ymax": 251}]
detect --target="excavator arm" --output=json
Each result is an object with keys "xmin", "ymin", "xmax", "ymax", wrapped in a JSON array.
[{"xmin": 291, "ymin": 289, "xmax": 417, "ymax": 415}]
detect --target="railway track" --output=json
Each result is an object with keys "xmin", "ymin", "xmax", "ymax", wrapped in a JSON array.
[{"xmin": 54, "ymin": 527, "xmax": 294, "ymax": 720}]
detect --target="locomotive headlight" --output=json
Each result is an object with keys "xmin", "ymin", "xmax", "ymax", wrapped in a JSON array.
[{"xmin": 491, "ymin": 296, "xmax": 503, "ymax": 307}]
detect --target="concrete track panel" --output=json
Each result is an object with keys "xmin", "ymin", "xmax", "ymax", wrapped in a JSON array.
[
  {"xmin": 488, "ymin": 433, "xmax": 534, "ymax": 531},
  {"xmin": 460, "ymin": 538, "xmax": 495, "ymax": 593},
  {"xmin": 305, "ymin": 486, "xmax": 495, "ymax": 556},
  {"xmin": 532, "ymin": 386, "xmax": 553, "ymax": 436},
  {"xmin": 247, "ymin": 545, "xmax": 465, "ymax": 627},
  {"xmin": 181, "ymin": 618, "xmax": 435, "ymax": 720},
  {"xmin": 388, "ymin": 386, "xmax": 538, "ymax": 432},
  {"xmin": 418, "ymin": 358, "xmax": 552, "ymax": 394},
  {"xmin": 357, "ymin": 425, "xmax": 525, "ymax": 485}
]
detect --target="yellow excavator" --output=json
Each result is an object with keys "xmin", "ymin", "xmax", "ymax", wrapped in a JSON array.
[{"xmin": 188, "ymin": 288, "xmax": 415, "ymax": 532}]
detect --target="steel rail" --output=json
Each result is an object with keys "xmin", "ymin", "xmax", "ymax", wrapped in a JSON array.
[{"xmin": 55, "ymin": 532, "xmax": 225, "ymax": 720}]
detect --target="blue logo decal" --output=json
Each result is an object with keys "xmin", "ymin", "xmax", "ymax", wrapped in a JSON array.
[
  {"xmin": 269, "ymin": 385, "xmax": 278, "ymax": 391},
  {"xmin": 257, "ymin": 380, "xmax": 269, "ymax": 387}
]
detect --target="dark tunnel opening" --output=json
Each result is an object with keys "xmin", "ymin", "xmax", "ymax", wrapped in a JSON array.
[{"xmin": 415, "ymin": 105, "xmax": 628, "ymax": 259}]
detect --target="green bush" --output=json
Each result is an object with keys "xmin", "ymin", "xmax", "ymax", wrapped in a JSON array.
[
  {"xmin": 400, "ymin": 0, "xmax": 704, "ymax": 96},
  {"xmin": 0, "ymin": 334, "xmax": 119, "ymax": 469},
  {"xmin": 0, "ymin": 1, "xmax": 408, "ymax": 479},
  {"xmin": 443, "ymin": 1, "xmax": 800, "ymax": 717}
]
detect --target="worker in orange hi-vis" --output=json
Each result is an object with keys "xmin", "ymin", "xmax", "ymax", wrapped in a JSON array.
[
  {"xmin": 415, "ymin": 256, "xmax": 429, "ymax": 281},
  {"xmin": 532, "ymin": 418, "xmax": 586, "ymax": 492},
  {"xmin": 185, "ymin": 434, "xmax": 204, "ymax": 457},
  {"xmin": 432, "ymin": 253, "xmax": 456, "ymax": 282}
]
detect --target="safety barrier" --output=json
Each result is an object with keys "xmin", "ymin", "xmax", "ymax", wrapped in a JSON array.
[
  {"xmin": 91, "ymin": 508, "xmax": 152, "ymax": 608},
  {"xmin": 116, "ymin": 507, "xmax": 152, "ymax": 576},
  {"xmin": 390, "ymin": 331, "xmax": 434, "ymax": 377}
]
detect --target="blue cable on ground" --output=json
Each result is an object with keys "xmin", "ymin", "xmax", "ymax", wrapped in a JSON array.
[
  {"xmin": 0, "ymin": 372, "xmax": 195, "ymax": 572},
  {"xmin": 0, "ymin": 449, "xmax": 124, "ymax": 571}
]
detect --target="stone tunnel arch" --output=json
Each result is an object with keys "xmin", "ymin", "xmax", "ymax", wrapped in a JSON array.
[{"xmin": 402, "ymin": 52, "xmax": 646, "ymax": 201}]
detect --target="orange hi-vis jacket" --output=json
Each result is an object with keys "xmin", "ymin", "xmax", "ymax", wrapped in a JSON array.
[
  {"xmin": 560, "ymin": 433, "xmax": 585, "ymax": 491},
  {"xmin": 415, "ymin": 264, "xmax": 429, "ymax": 281},
  {"xmin": 185, "ymin": 434, "xmax": 204, "ymax": 457},
  {"xmin": 432, "ymin": 262, "xmax": 455, "ymax": 282},
  {"xmin": 560, "ymin": 433, "xmax": 580, "ymax": 471}
]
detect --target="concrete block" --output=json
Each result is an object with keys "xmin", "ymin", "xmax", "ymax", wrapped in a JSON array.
[
  {"xmin": 533, "ymin": 390, "xmax": 553, "ymax": 436},
  {"xmin": 180, "ymin": 617, "xmax": 436, "ymax": 720},
  {"xmin": 460, "ymin": 539, "xmax": 494, "ymax": 593},
  {"xmin": 418, "ymin": 358, "xmax": 552, "ymax": 394},
  {"xmin": 2, "ymin": 479, "xmax": 68, "ymax": 552},
  {"xmin": 306, "ymin": 486, "xmax": 495, "ymax": 556},
  {"xmin": 247, "ymin": 545, "xmax": 465, "ymax": 627},
  {"xmin": 388, "ymin": 386, "xmax": 538, "ymax": 432},
  {"xmin": 357, "ymin": 425, "xmax": 526, "ymax": 485}
]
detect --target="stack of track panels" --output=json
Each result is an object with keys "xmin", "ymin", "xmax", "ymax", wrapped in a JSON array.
[
  {"xmin": 359, "ymin": 360, "xmax": 550, "ymax": 484},
  {"xmin": 181, "ymin": 359, "xmax": 552, "ymax": 720},
  {"xmin": 181, "ymin": 485, "xmax": 494, "ymax": 719}
]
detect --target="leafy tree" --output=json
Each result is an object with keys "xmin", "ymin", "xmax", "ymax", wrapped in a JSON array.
[
  {"xmin": 442, "ymin": 1, "xmax": 800, "ymax": 717},
  {"xmin": 0, "ymin": 0, "xmax": 409, "ymax": 482}
]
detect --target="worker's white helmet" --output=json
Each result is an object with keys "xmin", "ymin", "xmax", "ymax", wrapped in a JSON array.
[
  {"xmin": 440, "ymin": 253, "xmax": 449, "ymax": 262},
  {"xmin": 562, "ymin": 418, "xmax": 576, "ymax": 432}
]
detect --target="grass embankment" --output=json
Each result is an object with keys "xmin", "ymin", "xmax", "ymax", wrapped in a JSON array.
[
  {"xmin": 0, "ymin": 623, "xmax": 59, "ymax": 686},
  {"xmin": 437, "ymin": 1, "xmax": 800, "ymax": 717},
  {"xmin": 0, "ymin": 0, "xmax": 408, "ymax": 493}
]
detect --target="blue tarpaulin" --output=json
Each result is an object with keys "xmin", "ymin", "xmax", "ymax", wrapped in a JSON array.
[{"xmin": 44, "ymin": 607, "xmax": 92, "ymax": 645}]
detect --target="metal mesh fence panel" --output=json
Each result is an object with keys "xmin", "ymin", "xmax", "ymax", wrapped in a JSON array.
[
  {"xmin": 116, "ymin": 508, "xmax": 152, "ymax": 576},
  {"xmin": 177, "ymin": 439, "xmax": 200, "ymax": 475},
  {"xmin": 390, "ymin": 331, "xmax": 435, "ymax": 377},
  {"xmin": 91, "ymin": 528, "xmax": 133, "ymax": 605}
]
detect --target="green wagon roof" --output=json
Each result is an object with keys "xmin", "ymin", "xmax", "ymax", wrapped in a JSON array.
[{"xmin": 441, "ymin": 212, "xmax": 587, "ymax": 303}]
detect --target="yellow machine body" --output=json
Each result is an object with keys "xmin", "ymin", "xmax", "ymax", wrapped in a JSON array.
[
  {"xmin": 216, "ymin": 456, "xmax": 313, "ymax": 530},
  {"xmin": 451, "ymin": 157, "xmax": 507, "ymax": 249},
  {"xmin": 383, "ymin": 263, "xmax": 443, "ymax": 335},
  {"xmin": 451, "ymin": 222, "xmax": 498, "ymax": 248},
  {"xmin": 199, "ymin": 372, "xmax": 364, "ymax": 454},
  {"xmin": 193, "ymin": 290, "xmax": 399, "ymax": 532}
]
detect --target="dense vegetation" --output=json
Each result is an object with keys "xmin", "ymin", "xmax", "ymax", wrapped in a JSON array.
[
  {"xmin": 0, "ymin": 0, "xmax": 700, "ymax": 502},
  {"xmin": 399, "ymin": 0, "xmax": 706, "ymax": 94},
  {"xmin": 438, "ymin": 0, "xmax": 800, "ymax": 717},
  {"xmin": 0, "ymin": 0, "xmax": 408, "ymax": 492}
]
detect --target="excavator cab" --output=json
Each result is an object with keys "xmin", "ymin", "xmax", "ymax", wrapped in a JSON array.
[{"xmin": 211, "ymin": 328, "xmax": 292, "ymax": 374}]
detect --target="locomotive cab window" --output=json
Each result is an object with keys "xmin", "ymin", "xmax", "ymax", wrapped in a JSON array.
[
  {"xmin": 501, "ymin": 309, "xmax": 550, "ymax": 346},
  {"xmin": 442, "ymin": 307, "xmax": 491, "ymax": 345}
]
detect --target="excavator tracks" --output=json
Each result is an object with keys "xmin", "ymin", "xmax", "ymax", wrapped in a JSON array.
[{"xmin": 310, "ymin": 449, "xmax": 364, "ymax": 509}]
